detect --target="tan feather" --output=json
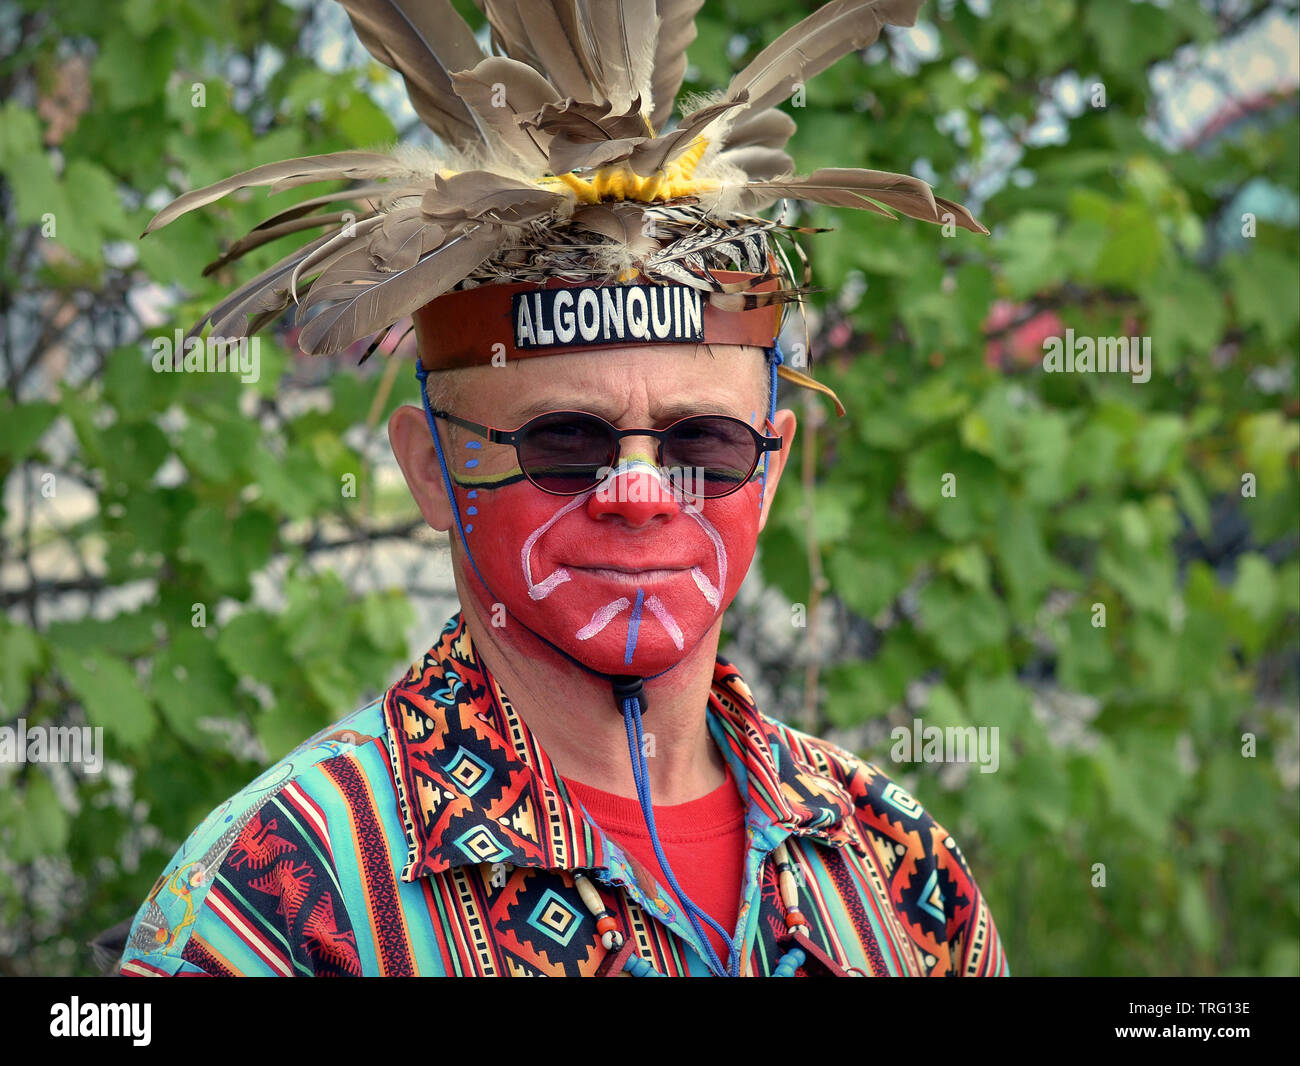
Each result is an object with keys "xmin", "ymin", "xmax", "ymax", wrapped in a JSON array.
[
  {"xmin": 573, "ymin": 0, "xmax": 658, "ymax": 112},
  {"xmin": 648, "ymin": 0, "xmax": 705, "ymax": 131},
  {"xmin": 737, "ymin": 167, "xmax": 936, "ymax": 217},
  {"xmin": 142, "ymin": 151, "xmax": 396, "ymax": 235},
  {"xmin": 628, "ymin": 92, "xmax": 749, "ymax": 176},
  {"xmin": 288, "ymin": 216, "xmax": 390, "ymax": 303},
  {"xmin": 202, "ymin": 212, "xmax": 357, "ymax": 276},
  {"xmin": 337, "ymin": 0, "xmax": 486, "ymax": 149},
  {"xmin": 569, "ymin": 203, "xmax": 658, "ymax": 257},
  {"xmin": 449, "ymin": 57, "xmax": 560, "ymax": 168},
  {"xmin": 202, "ymin": 231, "xmax": 339, "ymax": 339},
  {"xmin": 931, "ymin": 195, "xmax": 989, "ymax": 235},
  {"xmin": 721, "ymin": 107, "xmax": 797, "ymax": 152},
  {"xmin": 368, "ymin": 210, "xmax": 448, "ymax": 272},
  {"xmin": 297, "ymin": 224, "xmax": 503, "ymax": 355},
  {"xmin": 740, "ymin": 166, "xmax": 986, "ymax": 231},
  {"xmin": 421, "ymin": 171, "xmax": 569, "ymax": 224},
  {"xmin": 719, "ymin": 0, "xmax": 922, "ymax": 120},
  {"xmin": 247, "ymin": 184, "xmax": 414, "ymax": 233},
  {"xmin": 480, "ymin": 1, "xmax": 593, "ymax": 101},
  {"xmin": 715, "ymin": 145, "xmax": 795, "ymax": 181}
]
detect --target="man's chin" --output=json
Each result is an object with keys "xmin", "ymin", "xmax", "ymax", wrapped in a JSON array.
[
  {"xmin": 559, "ymin": 627, "xmax": 703, "ymax": 679},
  {"xmin": 489, "ymin": 600, "xmax": 714, "ymax": 679}
]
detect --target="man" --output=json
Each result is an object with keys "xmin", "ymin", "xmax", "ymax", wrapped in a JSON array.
[{"xmin": 117, "ymin": 0, "xmax": 1007, "ymax": 977}]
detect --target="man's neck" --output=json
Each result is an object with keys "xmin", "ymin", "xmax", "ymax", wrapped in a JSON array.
[{"xmin": 458, "ymin": 592, "xmax": 728, "ymax": 806}]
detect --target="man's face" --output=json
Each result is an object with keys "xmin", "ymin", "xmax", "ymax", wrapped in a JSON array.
[{"xmin": 392, "ymin": 343, "xmax": 796, "ymax": 678}]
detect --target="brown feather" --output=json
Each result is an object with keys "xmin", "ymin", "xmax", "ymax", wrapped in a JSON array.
[
  {"xmin": 368, "ymin": 210, "xmax": 447, "ymax": 272},
  {"xmin": 573, "ymin": 0, "xmax": 658, "ymax": 112},
  {"xmin": 525, "ymin": 98, "xmax": 648, "ymax": 143},
  {"xmin": 480, "ymin": 1, "xmax": 593, "ymax": 101},
  {"xmin": 205, "ymin": 231, "xmax": 340, "ymax": 339},
  {"xmin": 247, "ymin": 184, "xmax": 411, "ymax": 233},
  {"xmin": 721, "ymin": 107, "xmax": 797, "ymax": 152},
  {"xmin": 648, "ymin": 0, "xmax": 705, "ymax": 131},
  {"xmin": 288, "ymin": 214, "xmax": 388, "ymax": 301},
  {"xmin": 421, "ymin": 171, "xmax": 569, "ymax": 224},
  {"xmin": 628, "ymin": 92, "xmax": 748, "ymax": 176},
  {"xmin": 297, "ymin": 224, "xmax": 503, "ymax": 355},
  {"xmin": 449, "ymin": 57, "xmax": 560, "ymax": 168},
  {"xmin": 548, "ymin": 135, "xmax": 646, "ymax": 175},
  {"xmin": 738, "ymin": 167, "xmax": 935, "ymax": 217},
  {"xmin": 202, "ymin": 212, "xmax": 357, "ymax": 276},
  {"xmin": 142, "ymin": 151, "xmax": 396, "ymax": 235},
  {"xmin": 721, "ymin": 0, "xmax": 922, "ymax": 119},
  {"xmin": 337, "ymin": 0, "xmax": 486, "ymax": 149},
  {"xmin": 715, "ymin": 145, "xmax": 795, "ymax": 181}
]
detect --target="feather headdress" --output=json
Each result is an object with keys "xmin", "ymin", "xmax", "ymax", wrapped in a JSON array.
[{"xmin": 144, "ymin": 0, "xmax": 986, "ymax": 404}]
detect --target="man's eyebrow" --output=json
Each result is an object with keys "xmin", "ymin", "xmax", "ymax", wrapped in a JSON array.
[{"xmin": 504, "ymin": 396, "xmax": 749, "ymax": 426}]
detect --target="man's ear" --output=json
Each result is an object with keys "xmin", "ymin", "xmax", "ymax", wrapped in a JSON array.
[
  {"xmin": 757, "ymin": 407, "xmax": 797, "ymax": 532},
  {"xmin": 388, "ymin": 404, "xmax": 455, "ymax": 532}
]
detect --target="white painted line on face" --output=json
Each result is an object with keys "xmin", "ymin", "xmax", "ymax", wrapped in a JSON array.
[
  {"xmin": 521, "ymin": 492, "xmax": 593, "ymax": 600},
  {"xmin": 576, "ymin": 597, "xmax": 632, "ymax": 640},
  {"xmin": 644, "ymin": 595, "xmax": 684, "ymax": 650},
  {"xmin": 686, "ymin": 507, "xmax": 727, "ymax": 609}
]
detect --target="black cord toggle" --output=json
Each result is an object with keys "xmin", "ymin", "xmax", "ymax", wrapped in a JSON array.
[{"xmin": 611, "ymin": 675, "xmax": 647, "ymax": 715}]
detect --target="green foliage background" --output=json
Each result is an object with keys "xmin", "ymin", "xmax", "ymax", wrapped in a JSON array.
[{"xmin": 1, "ymin": 0, "xmax": 1296, "ymax": 976}]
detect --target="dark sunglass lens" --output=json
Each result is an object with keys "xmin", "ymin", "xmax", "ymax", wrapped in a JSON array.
[
  {"xmin": 518, "ymin": 412, "xmax": 614, "ymax": 493},
  {"xmin": 662, "ymin": 417, "xmax": 759, "ymax": 498}
]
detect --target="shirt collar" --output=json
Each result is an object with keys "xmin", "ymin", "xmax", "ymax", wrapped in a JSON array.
[{"xmin": 382, "ymin": 613, "xmax": 866, "ymax": 883}]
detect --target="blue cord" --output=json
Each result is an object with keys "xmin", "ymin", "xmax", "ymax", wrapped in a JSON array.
[
  {"xmin": 758, "ymin": 341, "xmax": 783, "ymax": 515},
  {"xmin": 621, "ymin": 692, "xmax": 740, "ymax": 977}
]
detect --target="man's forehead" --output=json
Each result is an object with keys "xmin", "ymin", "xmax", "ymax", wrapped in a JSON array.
[{"xmin": 458, "ymin": 343, "xmax": 768, "ymax": 422}]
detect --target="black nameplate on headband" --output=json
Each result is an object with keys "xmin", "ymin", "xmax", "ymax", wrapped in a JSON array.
[{"xmin": 512, "ymin": 284, "xmax": 705, "ymax": 350}]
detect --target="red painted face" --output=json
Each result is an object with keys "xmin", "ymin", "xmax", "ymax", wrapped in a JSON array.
[{"xmin": 450, "ymin": 460, "xmax": 765, "ymax": 676}]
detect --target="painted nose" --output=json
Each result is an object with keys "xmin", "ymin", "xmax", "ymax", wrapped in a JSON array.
[{"xmin": 587, "ymin": 465, "xmax": 681, "ymax": 527}]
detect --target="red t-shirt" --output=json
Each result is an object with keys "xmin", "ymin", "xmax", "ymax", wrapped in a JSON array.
[{"xmin": 564, "ymin": 763, "xmax": 747, "ymax": 966}]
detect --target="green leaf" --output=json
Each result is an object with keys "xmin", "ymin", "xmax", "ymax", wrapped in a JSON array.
[
  {"xmin": 53, "ymin": 647, "xmax": 156, "ymax": 751},
  {"xmin": 916, "ymin": 579, "xmax": 1009, "ymax": 664},
  {"xmin": 216, "ymin": 610, "xmax": 296, "ymax": 692},
  {"xmin": 182, "ymin": 507, "xmax": 276, "ymax": 592},
  {"xmin": 150, "ymin": 629, "xmax": 242, "ymax": 745},
  {"xmin": 1231, "ymin": 553, "xmax": 1276, "ymax": 624},
  {"xmin": 6, "ymin": 772, "xmax": 71, "ymax": 861},
  {"xmin": 360, "ymin": 590, "xmax": 415, "ymax": 653},
  {"xmin": 0, "ymin": 618, "xmax": 46, "ymax": 714},
  {"xmin": 0, "ymin": 402, "xmax": 59, "ymax": 459}
]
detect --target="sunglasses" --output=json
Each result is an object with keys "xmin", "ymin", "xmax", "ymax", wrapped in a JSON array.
[{"xmin": 430, "ymin": 408, "xmax": 783, "ymax": 499}]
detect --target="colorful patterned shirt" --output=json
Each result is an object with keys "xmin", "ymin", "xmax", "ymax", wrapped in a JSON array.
[{"xmin": 118, "ymin": 613, "xmax": 1009, "ymax": 977}]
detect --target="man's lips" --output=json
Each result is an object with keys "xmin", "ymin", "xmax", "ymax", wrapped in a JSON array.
[{"xmin": 568, "ymin": 564, "xmax": 694, "ymax": 584}]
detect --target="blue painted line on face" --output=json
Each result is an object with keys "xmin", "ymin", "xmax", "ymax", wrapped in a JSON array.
[
  {"xmin": 465, "ymin": 458, "xmax": 479, "ymax": 468},
  {"xmin": 467, "ymin": 506, "xmax": 477, "ymax": 515},
  {"xmin": 467, "ymin": 490, "xmax": 478, "ymax": 498},
  {"xmin": 465, "ymin": 524, "xmax": 474, "ymax": 533},
  {"xmin": 624, "ymin": 587, "xmax": 645, "ymax": 666},
  {"xmin": 465, "ymin": 440, "xmax": 482, "ymax": 449}
]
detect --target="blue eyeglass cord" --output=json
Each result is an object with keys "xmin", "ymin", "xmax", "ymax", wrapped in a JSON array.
[{"xmin": 759, "ymin": 341, "xmax": 783, "ymax": 514}]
